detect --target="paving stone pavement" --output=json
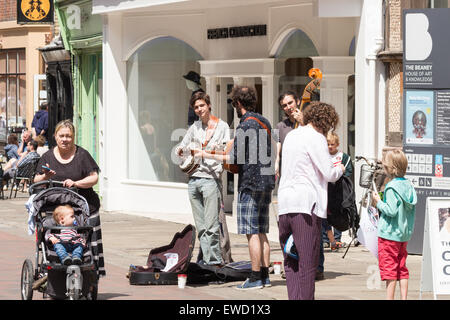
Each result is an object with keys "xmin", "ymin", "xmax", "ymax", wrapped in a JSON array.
[{"xmin": 0, "ymin": 193, "xmax": 439, "ymax": 300}]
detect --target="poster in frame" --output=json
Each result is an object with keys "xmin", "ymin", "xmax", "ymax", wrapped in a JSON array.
[{"xmin": 422, "ymin": 197, "xmax": 450, "ymax": 297}]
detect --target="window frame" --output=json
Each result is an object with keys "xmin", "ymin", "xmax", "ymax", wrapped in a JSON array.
[{"xmin": 0, "ymin": 49, "xmax": 27, "ymax": 134}]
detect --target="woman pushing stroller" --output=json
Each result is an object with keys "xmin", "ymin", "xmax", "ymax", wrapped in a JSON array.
[{"xmin": 34, "ymin": 120, "xmax": 105, "ymax": 277}]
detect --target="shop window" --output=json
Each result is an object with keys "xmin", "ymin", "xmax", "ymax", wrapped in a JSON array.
[
  {"xmin": 0, "ymin": 49, "xmax": 26, "ymax": 143},
  {"xmin": 275, "ymin": 29, "xmax": 318, "ymax": 59},
  {"xmin": 126, "ymin": 37, "xmax": 203, "ymax": 183}
]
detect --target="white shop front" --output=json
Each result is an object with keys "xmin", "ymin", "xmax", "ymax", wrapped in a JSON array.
[{"xmin": 93, "ymin": 0, "xmax": 385, "ymax": 219}]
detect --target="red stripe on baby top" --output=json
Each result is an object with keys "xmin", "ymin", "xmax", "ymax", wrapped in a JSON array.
[{"xmin": 58, "ymin": 229, "xmax": 83, "ymax": 244}]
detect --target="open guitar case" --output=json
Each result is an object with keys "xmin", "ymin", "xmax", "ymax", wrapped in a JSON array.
[{"xmin": 129, "ymin": 224, "xmax": 196, "ymax": 285}]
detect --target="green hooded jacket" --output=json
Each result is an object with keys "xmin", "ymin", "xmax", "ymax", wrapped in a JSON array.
[{"xmin": 376, "ymin": 177, "xmax": 417, "ymax": 242}]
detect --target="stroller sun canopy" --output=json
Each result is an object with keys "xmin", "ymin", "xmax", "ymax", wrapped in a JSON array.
[{"xmin": 31, "ymin": 187, "xmax": 90, "ymax": 219}]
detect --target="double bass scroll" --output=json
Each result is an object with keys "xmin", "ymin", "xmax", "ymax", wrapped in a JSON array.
[{"xmin": 294, "ymin": 68, "xmax": 323, "ymax": 128}]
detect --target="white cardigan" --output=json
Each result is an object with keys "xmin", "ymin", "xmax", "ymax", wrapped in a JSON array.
[{"xmin": 278, "ymin": 125, "xmax": 343, "ymax": 219}]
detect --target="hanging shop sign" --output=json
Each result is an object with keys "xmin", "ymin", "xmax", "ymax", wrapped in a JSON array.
[
  {"xmin": 17, "ymin": 0, "xmax": 54, "ymax": 24},
  {"xmin": 207, "ymin": 25, "xmax": 267, "ymax": 40},
  {"xmin": 403, "ymin": 9, "xmax": 450, "ymax": 89},
  {"xmin": 403, "ymin": 9, "xmax": 450, "ymax": 255}
]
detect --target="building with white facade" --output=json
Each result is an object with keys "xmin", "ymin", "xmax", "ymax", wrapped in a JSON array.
[{"xmin": 90, "ymin": 0, "xmax": 386, "ymax": 220}]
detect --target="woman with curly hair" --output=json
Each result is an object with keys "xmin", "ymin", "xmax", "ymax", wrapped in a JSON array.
[{"xmin": 277, "ymin": 101, "xmax": 345, "ymax": 300}]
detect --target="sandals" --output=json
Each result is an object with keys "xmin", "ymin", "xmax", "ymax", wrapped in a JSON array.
[{"xmin": 330, "ymin": 241, "xmax": 347, "ymax": 251}]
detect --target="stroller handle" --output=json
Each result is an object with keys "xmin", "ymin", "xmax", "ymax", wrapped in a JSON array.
[
  {"xmin": 29, "ymin": 180, "xmax": 78, "ymax": 195},
  {"xmin": 45, "ymin": 226, "xmax": 93, "ymax": 233}
]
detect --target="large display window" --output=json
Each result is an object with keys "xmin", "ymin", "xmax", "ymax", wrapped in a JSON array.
[
  {"xmin": 0, "ymin": 49, "xmax": 26, "ymax": 142},
  {"xmin": 126, "ymin": 37, "xmax": 203, "ymax": 183}
]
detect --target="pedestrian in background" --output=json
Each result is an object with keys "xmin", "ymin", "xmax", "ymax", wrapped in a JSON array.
[
  {"xmin": 372, "ymin": 149, "xmax": 417, "ymax": 300},
  {"xmin": 323, "ymin": 132, "xmax": 353, "ymax": 251},
  {"xmin": 274, "ymin": 91, "xmax": 303, "ymax": 180},
  {"xmin": 277, "ymin": 101, "xmax": 344, "ymax": 300},
  {"xmin": 31, "ymin": 102, "xmax": 49, "ymax": 140}
]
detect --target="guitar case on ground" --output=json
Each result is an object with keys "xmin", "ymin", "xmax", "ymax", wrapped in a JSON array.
[{"xmin": 128, "ymin": 224, "xmax": 196, "ymax": 285}]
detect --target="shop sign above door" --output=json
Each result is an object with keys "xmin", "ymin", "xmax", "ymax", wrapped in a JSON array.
[
  {"xmin": 17, "ymin": 0, "xmax": 54, "ymax": 24},
  {"xmin": 207, "ymin": 25, "xmax": 266, "ymax": 40}
]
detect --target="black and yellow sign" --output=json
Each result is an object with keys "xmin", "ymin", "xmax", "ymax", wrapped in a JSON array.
[{"xmin": 17, "ymin": 0, "xmax": 54, "ymax": 24}]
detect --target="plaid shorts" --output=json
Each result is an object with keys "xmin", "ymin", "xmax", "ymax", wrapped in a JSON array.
[{"xmin": 237, "ymin": 190, "xmax": 272, "ymax": 235}]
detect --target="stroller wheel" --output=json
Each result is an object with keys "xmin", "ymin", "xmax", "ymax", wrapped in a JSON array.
[{"xmin": 21, "ymin": 259, "xmax": 34, "ymax": 300}]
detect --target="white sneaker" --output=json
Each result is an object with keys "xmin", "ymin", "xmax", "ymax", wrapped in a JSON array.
[{"xmin": 2, "ymin": 185, "xmax": 7, "ymax": 191}]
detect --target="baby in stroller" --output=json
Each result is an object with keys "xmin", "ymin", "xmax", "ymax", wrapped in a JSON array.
[{"xmin": 46, "ymin": 205, "xmax": 86, "ymax": 266}]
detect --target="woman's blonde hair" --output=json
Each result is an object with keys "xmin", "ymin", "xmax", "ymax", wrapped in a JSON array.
[
  {"xmin": 54, "ymin": 120, "xmax": 75, "ymax": 137},
  {"xmin": 383, "ymin": 149, "xmax": 408, "ymax": 178}
]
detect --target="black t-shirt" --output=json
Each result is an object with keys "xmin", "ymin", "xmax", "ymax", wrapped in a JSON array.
[{"xmin": 37, "ymin": 146, "xmax": 100, "ymax": 213}]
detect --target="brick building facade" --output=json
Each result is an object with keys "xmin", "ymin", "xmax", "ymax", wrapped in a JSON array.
[
  {"xmin": 0, "ymin": 0, "xmax": 53, "ymax": 145},
  {"xmin": 0, "ymin": 0, "xmax": 17, "ymax": 22}
]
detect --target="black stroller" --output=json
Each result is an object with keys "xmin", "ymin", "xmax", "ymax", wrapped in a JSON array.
[{"xmin": 21, "ymin": 181, "xmax": 99, "ymax": 300}]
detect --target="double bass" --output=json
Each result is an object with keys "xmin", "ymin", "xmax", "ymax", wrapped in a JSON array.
[{"xmin": 294, "ymin": 68, "xmax": 323, "ymax": 128}]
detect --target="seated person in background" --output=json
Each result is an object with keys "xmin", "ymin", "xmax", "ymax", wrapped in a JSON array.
[
  {"xmin": 2, "ymin": 140, "xmax": 40, "ymax": 187},
  {"xmin": 45, "ymin": 205, "xmax": 85, "ymax": 265},
  {"xmin": 4, "ymin": 134, "xmax": 19, "ymax": 161},
  {"xmin": 34, "ymin": 135, "xmax": 49, "ymax": 156},
  {"xmin": 18, "ymin": 130, "xmax": 32, "ymax": 157}
]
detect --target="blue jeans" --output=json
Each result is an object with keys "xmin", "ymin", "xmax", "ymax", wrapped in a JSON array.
[
  {"xmin": 321, "ymin": 220, "xmax": 342, "ymax": 243},
  {"xmin": 188, "ymin": 177, "xmax": 223, "ymax": 265},
  {"xmin": 54, "ymin": 242, "xmax": 83, "ymax": 262}
]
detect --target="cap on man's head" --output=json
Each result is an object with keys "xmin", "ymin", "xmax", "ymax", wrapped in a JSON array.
[{"xmin": 183, "ymin": 71, "xmax": 201, "ymax": 85}]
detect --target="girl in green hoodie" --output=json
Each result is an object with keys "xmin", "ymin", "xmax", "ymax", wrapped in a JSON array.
[{"xmin": 372, "ymin": 149, "xmax": 417, "ymax": 300}]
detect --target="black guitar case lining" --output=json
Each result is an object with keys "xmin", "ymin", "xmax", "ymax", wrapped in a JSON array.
[
  {"xmin": 186, "ymin": 260, "xmax": 252, "ymax": 284},
  {"xmin": 129, "ymin": 224, "xmax": 196, "ymax": 285}
]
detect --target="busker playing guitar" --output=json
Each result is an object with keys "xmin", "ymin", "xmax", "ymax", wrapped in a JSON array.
[
  {"xmin": 196, "ymin": 86, "xmax": 276, "ymax": 290},
  {"xmin": 176, "ymin": 91, "xmax": 231, "ymax": 267}
]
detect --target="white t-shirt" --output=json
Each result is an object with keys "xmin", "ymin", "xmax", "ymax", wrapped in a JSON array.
[
  {"xmin": 278, "ymin": 125, "xmax": 343, "ymax": 218},
  {"xmin": 178, "ymin": 118, "xmax": 230, "ymax": 179},
  {"xmin": 330, "ymin": 151, "xmax": 343, "ymax": 167}
]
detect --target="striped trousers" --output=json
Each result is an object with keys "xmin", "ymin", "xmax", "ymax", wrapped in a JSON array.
[{"xmin": 278, "ymin": 212, "xmax": 322, "ymax": 300}]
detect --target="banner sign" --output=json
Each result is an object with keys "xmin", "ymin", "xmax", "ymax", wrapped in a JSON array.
[
  {"xmin": 403, "ymin": 9, "xmax": 450, "ymax": 89},
  {"xmin": 420, "ymin": 198, "xmax": 450, "ymax": 298},
  {"xmin": 17, "ymin": 0, "xmax": 54, "ymax": 24},
  {"xmin": 403, "ymin": 9, "xmax": 450, "ymax": 254}
]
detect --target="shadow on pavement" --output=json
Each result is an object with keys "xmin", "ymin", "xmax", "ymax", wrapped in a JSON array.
[{"xmin": 98, "ymin": 292, "xmax": 131, "ymax": 300}]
